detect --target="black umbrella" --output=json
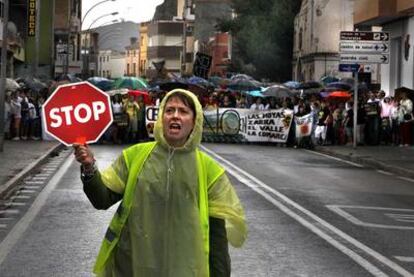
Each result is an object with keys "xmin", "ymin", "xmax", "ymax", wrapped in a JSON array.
[{"xmin": 16, "ymin": 76, "xmax": 48, "ymax": 93}]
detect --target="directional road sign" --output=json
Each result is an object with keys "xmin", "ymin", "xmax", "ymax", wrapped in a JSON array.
[
  {"xmin": 340, "ymin": 53, "xmax": 389, "ymax": 64},
  {"xmin": 339, "ymin": 64, "xmax": 360, "ymax": 72},
  {"xmin": 339, "ymin": 31, "xmax": 390, "ymax": 64},
  {"xmin": 340, "ymin": 31, "xmax": 389, "ymax": 41},
  {"xmin": 340, "ymin": 42, "xmax": 389, "ymax": 53}
]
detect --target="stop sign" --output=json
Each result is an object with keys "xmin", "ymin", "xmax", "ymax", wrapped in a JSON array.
[{"xmin": 42, "ymin": 82, "xmax": 113, "ymax": 146}]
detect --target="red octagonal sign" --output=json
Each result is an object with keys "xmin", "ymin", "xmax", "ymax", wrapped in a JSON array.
[{"xmin": 42, "ymin": 82, "xmax": 113, "ymax": 146}]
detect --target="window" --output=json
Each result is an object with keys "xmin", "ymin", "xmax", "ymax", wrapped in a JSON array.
[
  {"xmin": 133, "ymin": 63, "xmax": 136, "ymax": 75},
  {"xmin": 0, "ymin": 2, "xmax": 4, "ymax": 18},
  {"xmin": 127, "ymin": 64, "xmax": 130, "ymax": 75}
]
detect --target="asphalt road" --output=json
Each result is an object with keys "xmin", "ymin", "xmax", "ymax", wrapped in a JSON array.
[{"xmin": 0, "ymin": 143, "xmax": 413, "ymax": 276}]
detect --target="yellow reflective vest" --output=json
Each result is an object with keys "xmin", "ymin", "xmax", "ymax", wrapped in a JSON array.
[{"xmin": 94, "ymin": 141, "xmax": 226, "ymax": 276}]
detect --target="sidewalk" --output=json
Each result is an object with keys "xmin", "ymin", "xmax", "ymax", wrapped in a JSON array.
[
  {"xmin": 315, "ymin": 144, "xmax": 414, "ymax": 178},
  {"xmin": 0, "ymin": 140, "xmax": 62, "ymax": 199}
]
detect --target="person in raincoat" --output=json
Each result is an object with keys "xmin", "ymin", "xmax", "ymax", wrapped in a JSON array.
[{"xmin": 73, "ymin": 89, "xmax": 247, "ymax": 277}]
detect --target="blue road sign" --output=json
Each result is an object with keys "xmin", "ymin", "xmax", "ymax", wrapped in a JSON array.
[{"xmin": 339, "ymin": 64, "xmax": 360, "ymax": 72}]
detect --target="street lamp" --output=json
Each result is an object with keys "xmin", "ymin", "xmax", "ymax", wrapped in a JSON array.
[
  {"xmin": 87, "ymin": 12, "xmax": 119, "ymax": 30},
  {"xmin": 82, "ymin": 0, "xmax": 116, "ymax": 29},
  {"xmin": 82, "ymin": 12, "xmax": 119, "ymax": 78},
  {"xmin": 91, "ymin": 19, "xmax": 119, "ymax": 32}
]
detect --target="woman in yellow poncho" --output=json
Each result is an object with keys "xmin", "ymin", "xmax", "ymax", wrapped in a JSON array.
[{"xmin": 74, "ymin": 89, "xmax": 247, "ymax": 276}]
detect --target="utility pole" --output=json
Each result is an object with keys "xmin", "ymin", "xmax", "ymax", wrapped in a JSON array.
[
  {"xmin": 0, "ymin": 0, "xmax": 9, "ymax": 152},
  {"xmin": 182, "ymin": 0, "xmax": 190, "ymax": 76},
  {"xmin": 34, "ymin": 0, "xmax": 41, "ymax": 74}
]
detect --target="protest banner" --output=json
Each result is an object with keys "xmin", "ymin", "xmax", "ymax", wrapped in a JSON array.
[{"xmin": 146, "ymin": 107, "xmax": 293, "ymax": 143}]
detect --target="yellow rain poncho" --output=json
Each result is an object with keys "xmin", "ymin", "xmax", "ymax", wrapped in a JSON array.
[{"xmin": 84, "ymin": 89, "xmax": 247, "ymax": 277}]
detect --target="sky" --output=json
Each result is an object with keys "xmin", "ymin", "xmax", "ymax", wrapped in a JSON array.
[{"xmin": 82, "ymin": 0, "xmax": 164, "ymax": 30}]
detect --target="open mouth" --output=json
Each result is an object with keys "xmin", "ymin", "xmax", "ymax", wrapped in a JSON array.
[{"xmin": 169, "ymin": 123, "xmax": 181, "ymax": 130}]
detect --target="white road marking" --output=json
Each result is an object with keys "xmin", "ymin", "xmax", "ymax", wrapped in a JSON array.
[
  {"xmin": 34, "ymin": 174, "xmax": 49, "ymax": 177},
  {"xmin": 23, "ymin": 185, "xmax": 40, "ymax": 190},
  {"xmin": 377, "ymin": 170, "xmax": 393, "ymax": 176},
  {"xmin": 30, "ymin": 177, "xmax": 47, "ymax": 180},
  {"xmin": 397, "ymin": 177, "xmax": 414, "ymax": 183},
  {"xmin": 395, "ymin": 257, "xmax": 414, "ymax": 263},
  {"xmin": 10, "ymin": 195, "xmax": 30, "ymax": 200},
  {"xmin": 0, "ymin": 224, "xmax": 7, "ymax": 229},
  {"xmin": 8, "ymin": 202, "xmax": 26, "ymax": 207},
  {"xmin": 24, "ymin": 181, "xmax": 43, "ymax": 185},
  {"xmin": 0, "ymin": 210, "xmax": 19, "ymax": 215},
  {"xmin": 201, "ymin": 145, "xmax": 413, "ymax": 277},
  {"xmin": 19, "ymin": 190, "xmax": 37, "ymax": 194},
  {"xmin": 328, "ymin": 205, "xmax": 414, "ymax": 230},
  {"xmin": 0, "ymin": 155, "xmax": 74, "ymax": 266},
  {"xmin": 385, "ymin": 213, "xmax": 414, "ymax": 223},
  {"xmin": 304, "ymin": 149, "xmax": 364, "ymax": 168}
]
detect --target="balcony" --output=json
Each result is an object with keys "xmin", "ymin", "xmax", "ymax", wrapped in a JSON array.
[
  {"xmin": 397, "ymin": 0, "xmax": 414, "ymax": 15},
  {"xmin": 354, "ymin": 0, "xmax": 398, "ymax": 26}
]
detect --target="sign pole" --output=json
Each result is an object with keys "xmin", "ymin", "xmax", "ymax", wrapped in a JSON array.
[
  {"xmin": 0, "ymin": 0, "xmax": 9, "ymax": 152},
  {"xmin": 353, "ymin": 72, "xmax": 358, "ymax": 149}
]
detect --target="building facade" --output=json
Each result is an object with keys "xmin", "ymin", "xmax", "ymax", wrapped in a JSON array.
[
  {"xmin": 1, "ymin": 0, "xmax": 26, "ymax": 78},
  {"xmin": 207, "ymin": 32, "xmax": 231, "ymax": 77},
  {"xmin": 125, "ymin": 37, "xmax": 139, "ymax": 77},
  {"xmin": 354, "ymin": 0, "xmax": 414, "ymax": 95},
  {"xmin": 292, "ymin": 0, "xmax": 354, "ymax": 82},
  {"xmin": 147, "ymin": 20, "xmax": 184, "ymax": 78},
  {"xmin": 98, "ymin": 49, "xmax": 125, "ymax": 79},
  {"xmin": 139, "ymin": 22, "xmax": 149, "ymax": 77}
]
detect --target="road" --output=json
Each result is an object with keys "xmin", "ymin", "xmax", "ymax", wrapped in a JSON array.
[{"xmin": 0, "ymin": 143, "xmax": 413, "ymax": 276}]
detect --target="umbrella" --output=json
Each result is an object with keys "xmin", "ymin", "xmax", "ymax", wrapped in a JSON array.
[
  {"xmin": 128, "ymin": 90, "xmax": 152, "ymax": 105},
  {"xmin": 320, "ymin": 76, "xmax": 339, "ymax": 85},
  {"xmin": 262, "ymin": 84, "xmax": 293, "ymax": 98},
  {"xmin": 106, "ymin": 88, "xmax": 129, "ymax": 96},
  {"xmin": 16, "ymin": 76, "xmax": 48, "ymax": 93},
  {"xmin": 58, "ymin": 74, "xmax": 82, "ymax": 83},
  {"xmin": 87, "ymin": 77, "xmax": 114, "ymax": 91},
  {"xmin": 208, "ymin": 76, "xmax": 230, "ymax": 88},
  {"xmin": 230, "ymin": 74, "xmax": 255, "ymax": 81},
  {"xmin": 246, "ymin": 90, "xmax": 265, "ymax": 98},
  {"xmin": 113, "ymin": 76, "xmax": 148, "ymax": 90},
  {"xmin": 158, "ymin": 81, "xmax": 207, "ymax": 96},
  {"xmin": 298, "ymin": 81, "xmax": 323, "ymax": 90},
  {"xmin": 228, "ymin": 79, "xmax": 262, "ymax": 91},
  {"xmin": 283, "ymin": 81, "xmax": 301, "ymax": 89},
  {"xmin": 325, "ymin": 91, "xmax": 352, "ymax": 100},
  {"xmin": 6, "ymin": 78, "xmax": 20, "ymax": 91},
  {"xmin": 326, "ymin": 82, "xmax": 352, "ymax": 91}
]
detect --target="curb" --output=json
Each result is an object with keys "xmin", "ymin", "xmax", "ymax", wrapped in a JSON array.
[
  {"xmin": 0, "ymin": 143, "xmax": 65, "ymax": 199},
  {"xmin": 313, "ymin": 147, "xmax": 414, "ymax": 179}
]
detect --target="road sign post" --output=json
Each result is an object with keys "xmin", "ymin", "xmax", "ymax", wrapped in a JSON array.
[
  {"xmin": 339, "ymin": 31, "xmax": 390, "ymax": 148},
  {"xmin": 42, "ymin": 82, "xmax": 113, "ymax": 146}
]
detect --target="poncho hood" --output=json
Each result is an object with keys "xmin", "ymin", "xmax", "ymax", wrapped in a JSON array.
[{"xmin": 154, "ymin": 89, "xmax": 203, "ymax": 151}]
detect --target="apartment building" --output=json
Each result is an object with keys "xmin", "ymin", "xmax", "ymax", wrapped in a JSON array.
[{"xmin": 354, "ymin": 0, "xmax": 414, "ymax": 95}]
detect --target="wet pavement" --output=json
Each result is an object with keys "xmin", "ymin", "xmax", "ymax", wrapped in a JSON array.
[{"xmin": 1, "ymin": 140, "xmax": 414, "ymax": 200}]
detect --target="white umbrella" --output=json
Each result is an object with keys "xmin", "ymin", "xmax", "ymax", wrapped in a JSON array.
[
  {"xmin": 262, "ymin": 84, "xmax": 293, "ymax": 98},
  {"xmin": 6, "ymin": 78, "xmax": 20, "ymax": 91}
]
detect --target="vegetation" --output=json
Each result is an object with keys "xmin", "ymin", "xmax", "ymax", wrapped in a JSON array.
[{"xmin": 217, "ymin": 0, "xmax": 302, "ymax": 82}]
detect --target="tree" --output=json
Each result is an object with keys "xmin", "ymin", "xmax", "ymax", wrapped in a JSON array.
[{"xmin": 217, "ymin": 0, "xmax": 301, "ymax": 82}]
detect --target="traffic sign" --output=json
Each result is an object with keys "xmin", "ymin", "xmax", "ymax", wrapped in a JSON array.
[
  {"xmin": 340, "ymin": 31, "xmax": 389, "ymax": 41},
  {"xmin": 340, "ymin": 53, "xmax": 389, "ymax": 64},
  {"xmin": 340, "ymin": 42, "xmax": 389, "ymax": 53},
  {"xmin": 42, "ymin": 82, "xmax": 113, "ymax": 146},
  {"xmin": 339, "ymin": 64, "xmax": 360, "ymax": 72}
]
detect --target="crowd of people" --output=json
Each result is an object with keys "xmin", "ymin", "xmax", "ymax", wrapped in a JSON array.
[
  {"xmin": 4, "ymin": 80, "xmax": 414, "ymax": 149},
  {"xmin": 4, "ymin": 89, "xmax": 44, "ymax": 141}
]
